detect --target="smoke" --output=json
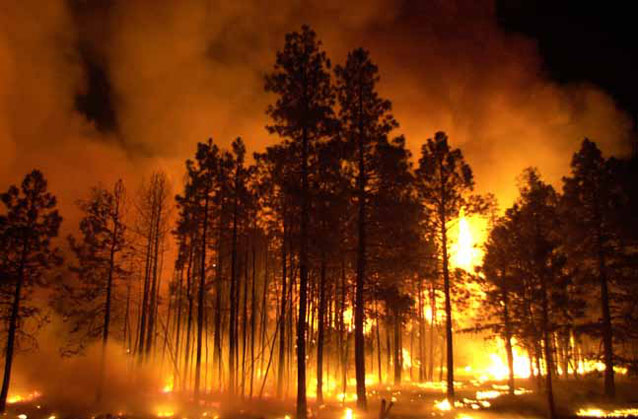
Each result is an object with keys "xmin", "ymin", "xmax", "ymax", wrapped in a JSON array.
[{"xmin": 1, "ymin": 0, "xmax": 632, "ymax": 211}]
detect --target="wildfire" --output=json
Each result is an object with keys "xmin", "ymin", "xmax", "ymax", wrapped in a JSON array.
[
  {"xmin": 161, "ymin": 376, "xmax": 174, "ymax": 393},
  {"xmin": 450, "ymin": 212, "xmax": 487, "ymax": 271},
  {"xmin": 576, "ymin": 408, "xmax": 638, "ymax": 417},
  {"xmin": 7, "ymin": 391, "xmax": 42, "ymax": 404},
  {"xmin": 434, "ymin": 398, "xmax": 452, "ymax": 411}
]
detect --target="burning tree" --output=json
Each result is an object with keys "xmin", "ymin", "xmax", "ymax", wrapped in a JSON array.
[{"xmin": 0, "ymin": 170, "xmax": 62, "ymax": 413}]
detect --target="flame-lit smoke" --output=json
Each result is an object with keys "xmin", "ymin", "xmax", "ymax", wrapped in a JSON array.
[{"xmin": 1, "ymin": 0, "xmax": 633, "ymax": 214}]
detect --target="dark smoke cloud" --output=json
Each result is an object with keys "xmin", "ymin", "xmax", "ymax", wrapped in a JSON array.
[{"xmin": 1, "ymin": 0, "xmax": 632, "ymax": 212}]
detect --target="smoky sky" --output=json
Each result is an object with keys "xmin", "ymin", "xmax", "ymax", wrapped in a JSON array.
[{"xmin": 0, "ymin": 0, "xmax": 634, "ymax": 219}]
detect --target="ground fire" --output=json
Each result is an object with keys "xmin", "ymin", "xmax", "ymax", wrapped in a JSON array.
[{"xmin": 2, "ymin": 2, "xmax": 638, "ymax": 419}]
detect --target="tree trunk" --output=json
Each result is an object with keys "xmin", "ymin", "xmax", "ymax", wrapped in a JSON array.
[
  {"xmin": 194, "ymin": 184, "xmax": 210, "ymax": 399},
  {"xmin": 393, "ymin": 313, "xmax": 402, "ymax": 385},
  {"xmin": 276, "ymin": 216, "xmax": 287, "ymax": 398},
  {"xmin": 316, "ymin": 253, "xmax": 327, "ymax": 404},
  {"xmin": 440, "ymin": 206, "xmax": 454, "ymax": 402},
  {"xmin": 354, "ymin": 75, "xmax": 368, "ymax": 410},
  {"xmin": 96, "ymin": 208, "xmax": 119, "ymax": 402},
  {"xmin": 0, "ymin": 242, "xmax": 27, "ymax": 413},
  {"xmin": 540, "ymin": 272, "xmax": 556, "ymax": 419},
  {"xmin": 297, "ymin": 122, "xmax": 309, "ymax": 419},
  {"xmin": 249, "ymin": 243, "xmax": 257, "ymax": 399},
  {"xmin": 502, "ymin": 277, "xmax": 515, "ymax": 396},
  {"xmin": 598, "ymin": 237, "xmax": 615, "ymax": 398}
]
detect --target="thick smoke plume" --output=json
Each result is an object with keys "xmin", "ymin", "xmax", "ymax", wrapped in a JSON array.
[{"xmin": 1, "ymin": 0, "xmax": 632, "ymax": 208}]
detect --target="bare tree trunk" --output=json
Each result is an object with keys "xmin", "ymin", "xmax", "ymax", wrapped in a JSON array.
[
  {"xmin": 241, "ymin": 249, "xmax": 249, "ymax": 397},
  {"xmin": 96, "ymin": 192, "xmax": 121, "ymax": 402},
  {"xmin": 393, "ymin": 312, "xmax": 402, "ymax": 385},
  {"xmin": 354, "ymin": 83, "xmax": 367, "ymax": 409},
  {"xmin": 183, "ymin": 240, "xmax": 195, "ymax": 391},
  {"xmin": 441, "ymin": 214, "xmax": 454, "ymax": 401},
  {"xmin": 297, "ymin": 122, "xmax": 309, "ymax": 418},
  {"xmin": 316, "ymin": 253, "xmax": 327, "ymax": 404},
  {"xmin": 598, "ymin": 234, "xmax": 615, "ymax": 398},
  {"xmin": 229, "ymin": 181, "xmax": 239, "ymax": 395},
  {"xmin": 249, "ymin": 243, "xmax": 257, "ymax": 399},
  {"xmin": 540, "ymin": 274, "xmax": 556, "ymax": 419},
  {"xmin": 194, "ymin": 184, "xmax": 211, "ymax": 399},
  {"xmin": 0, "ymin": 242, "xmax": 27, "ymax": 413},
  {"xmin": 502, "ymin": 277, "xmax": 515, "ymax": 395},
  {"xmin": 276, "ymin": 217, "xmax": 287, "ymax": 398}
]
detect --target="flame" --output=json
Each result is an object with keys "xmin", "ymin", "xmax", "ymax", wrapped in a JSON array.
[
  {"xmin": 434, "ymin": 399, "xmax": 452, "ymax": 411},
  {"xmin": 343, "ymin": 408, "xmax": 354, "ymax": 419},
  {"xmin": 576, "ymin": 408, "xmax": 638, "ymax": 417},
  {"xmin": 450, "ymin": 212, "xmax": 487, "ymax": 271},
  {"xmin": 402, "ymin": 348, "xmax": 412, "ymax": 370},
  {"xmin": 161, "ymin": 376, "xmax": 174, "ymax": 393},
  {"xmin": 7, "ymin": 391, "xmax": 42, "ymax": 404}
]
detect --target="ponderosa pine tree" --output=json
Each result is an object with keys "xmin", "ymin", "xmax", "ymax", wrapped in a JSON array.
[
  {"xmin": 514, "ymin": 168, "xmax": 562, "ymax": 419},
  {"xmin": 335, "ymin": 48, "xmax": 397, "ymax": 409},
  {"xmin": 0, "ymin": 170, "xmax": 62, "ymax": 413},
  {"xmin": 415, "ymin": 132, "xmax": 474, "ymax": 402},
  {"xmin": 62, "ymin": 179, "xmax": 129, "ymax": 401},
  {"xmin": 265, "ymin": 25, "xmax": 335, "ymax": 418},
  {"xmin": 562, "ymin": 139, "xmax": 620, "ymax": 398}
]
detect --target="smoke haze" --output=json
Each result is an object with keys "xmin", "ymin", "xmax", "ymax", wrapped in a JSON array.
[{"xmin": 1, "ymin": 0, "xmax": 633, "ymax": 213}]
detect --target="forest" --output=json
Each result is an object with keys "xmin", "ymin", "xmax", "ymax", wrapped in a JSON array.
[{"xmin": 2, "ymin": 25, "xmax": 638, "ymax": 419}]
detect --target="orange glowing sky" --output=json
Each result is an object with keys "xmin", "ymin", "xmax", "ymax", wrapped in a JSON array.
[{"xmin": 1, "ymin": 0, "xmax": 633, "ymax": 223}]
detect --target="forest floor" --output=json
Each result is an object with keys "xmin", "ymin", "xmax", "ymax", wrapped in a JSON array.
[{"xmin": 5, "ymin": 376, "xmax": 638, "ymax": 419}]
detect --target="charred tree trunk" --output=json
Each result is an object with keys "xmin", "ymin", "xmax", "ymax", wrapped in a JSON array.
[
  {"xmin": 598, "ymin": 232, "xmax": 615, "ymax": 398},
  {"xmin": 194, "ymin": 183, "xmax": 211, "ymax": 399},
  {"xmin": 502, "ymin": 274, "xmax": 515, "ymax": 396},
  {"xmin": 297, "ymin": 122, "xmax": 309, "ymax": 418},
  {"xmin": 354, "ymin": 78, "xmax": 368, "ymax": 410},
  {"xmin": 540, "ymin": 273, "xmax": 556, "ymax": 419},
  {"xmin": 393, "ymin": 312, "xmax": 402, "ymax": 385},
  {"xmin": 96, "ymin": 197, "xmax": 121, "ymax": 402},
  {"xmin": 316, "ymin": 253, "xmax": 327, "ymax": 404},
  {"xmin": 0, "ymin": 241, "xmax": 28, "ymax": 413},
  {"xmin": 276, "ymin": 216, "xmax": 287, "ymax": 398},
  {"xmin": 229, "ymin": 179, "xmax": 239, "ymax": 395},
  {"xmin": 440, "ymin": 198, "xmax": 454, "ymax": 402}
]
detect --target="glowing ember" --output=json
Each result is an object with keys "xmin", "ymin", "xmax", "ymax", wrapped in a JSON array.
[
  {"xmin": 161, "ymin": 377, "xmax": 174, "ymax": 393},
  {"xmin": 434, "ymin": 398, "xmax": 453, "ymax": 411},
  {"xmin": 576, "ymin": 408, "xmax": 638, "ymax": 417},
  {"xmin": 156, "ymin": 409, "xmax": 175, "ymax": 418},
  {"xmin": 7, "ymin": 391, "xmax": 42, "ymax": 404},
  {"xmin": 475, "ymin": 390, "xmax": 501, "ymax": 400}
]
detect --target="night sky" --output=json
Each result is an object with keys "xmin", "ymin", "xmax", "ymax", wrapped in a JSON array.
[{"xmin": 497, "ymin": 1, "xmax": 638, "ymax": 127}]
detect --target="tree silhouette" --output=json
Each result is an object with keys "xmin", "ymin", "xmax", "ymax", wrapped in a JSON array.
[
  {"xmin": 60, "ymin": 180, "xmax": 129, "ymax": 401},
  {"xmin": 265, "ymin": 25, "xmax": 335, "ymax": 418},
  {"xmin": 415, "ymin": 131, "xmax": 474, "ymax": 402},
  {"xmin": 335, "ymin": 47, "xmax": 398, "ymax": 409},
  {"xmin": 562, "ymin": 138, "xmax": 621, "ymax": 398},
  {"xmin": 0, "ymin": 170, "xmax": 62, "ymax": 413}
]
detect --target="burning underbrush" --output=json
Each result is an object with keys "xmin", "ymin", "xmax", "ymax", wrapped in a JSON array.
[{"xmin": 5, "ymin": 375, "xmax": 638, "ymax": 419}]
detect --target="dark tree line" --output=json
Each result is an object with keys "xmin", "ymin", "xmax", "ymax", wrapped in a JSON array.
[{"xmin": 480, "ymin": 140, "xmax": 638, "ymax": 418}]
